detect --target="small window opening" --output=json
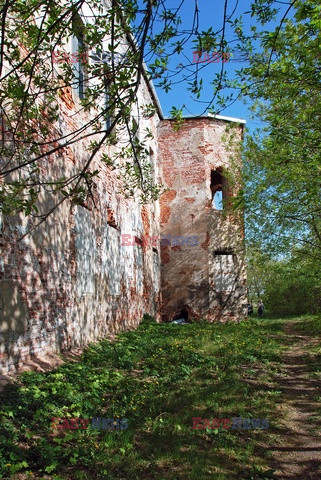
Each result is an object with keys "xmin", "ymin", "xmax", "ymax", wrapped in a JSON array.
[
  {"xmin": 72, "ymin": 16, "xmax": 87, "ymax": 100},
  {"xmin": 173, "ymin": 307, "xmax": 189, "ymax": 321},
  {"xmin": 76, "ymin": 35, "xmax": 85, "ymax": 99},
  {"xmin": 211, "ymin": 168, "xmax": 225, "ymax": 210}
]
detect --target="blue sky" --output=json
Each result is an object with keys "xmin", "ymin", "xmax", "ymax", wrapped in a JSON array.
[{"xmin": 147, "ymin": 0, "xmax": 289, "ymax": 132}]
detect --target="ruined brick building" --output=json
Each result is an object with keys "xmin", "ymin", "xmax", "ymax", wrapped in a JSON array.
[
  {"xmin": 158, "ymin": 116, "xmax": 247, "ymax": 323},
  {"xmin": 0, "ymin": 15, "xmax": 247, "ymax": 374}
]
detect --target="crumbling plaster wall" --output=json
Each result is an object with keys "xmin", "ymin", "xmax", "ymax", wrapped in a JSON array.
[
  {"xmin": 158, "ymin": 118, "xmax": 247, "ymax": 322},
  {"xmin": 0, "ymin": 71, "xmax": 161, "ymax": 374}
]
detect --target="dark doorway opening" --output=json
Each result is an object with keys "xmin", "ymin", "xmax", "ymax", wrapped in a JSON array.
[{"xmin": 173, "ymin": 308, "xmax": 189, "ymax": 321}]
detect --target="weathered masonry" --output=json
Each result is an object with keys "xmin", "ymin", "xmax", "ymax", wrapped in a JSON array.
[
  {"xmin": 158, "ymin": 116, "xmax": 247, "ymax": 322},
  {"xmin": 0, "ymin": 63, "xmax": 247, "ymax": 373},
  {"xmin": 0, "ymin": 69, "xmax": 162, "ymax": 373}
]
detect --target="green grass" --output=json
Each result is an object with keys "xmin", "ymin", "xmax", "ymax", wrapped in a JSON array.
[
  {"xmin": 0, "ymin": 317, "xmax": 289, "ymax": 479},
  {"xmin": 293, "ymin": 314, "xmax": 321, "ymax": 336}
]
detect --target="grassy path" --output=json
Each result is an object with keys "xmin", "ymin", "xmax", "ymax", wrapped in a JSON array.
[
  {"xmin": 268, "ymin": 320, "xmax": 321, "ymax": 479},
  {"xmin": 0, "ymin": 316, "xmax": 320, "ymax": 479}
]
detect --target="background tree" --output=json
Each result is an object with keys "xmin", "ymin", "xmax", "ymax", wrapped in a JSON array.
[
  {"xmin": 246, "ymin": 245, "xmax": 271, "ymax": 302},
  {"xmin": 247, "ymin": 246, "xmax": 321, "ymax": 316},
  {"xmin": 238, "ymin": 0, "xmax": 321, "ymax": 259}
]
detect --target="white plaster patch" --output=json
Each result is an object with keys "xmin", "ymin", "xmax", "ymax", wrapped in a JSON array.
[
  {"xmin": 213, "ymin": 254, "xmax": 236, "ymax": 292},
  {"xmin": 75, "ymin": 207, "xmax": 96, "ymax": 295}
]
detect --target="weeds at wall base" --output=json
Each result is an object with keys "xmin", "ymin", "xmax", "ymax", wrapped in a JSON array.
[{"xmin": 0, "ymin": 316, "xmax": 302, "ymax": 479}]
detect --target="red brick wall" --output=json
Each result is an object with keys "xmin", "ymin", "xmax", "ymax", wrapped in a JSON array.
[
  {"xmin": 158, "ymin": 118, "xmax": 247, "ymax": 322},
  {"xmin": 0, "ymin": 78, "xmax": 162, "ymax": 374}
]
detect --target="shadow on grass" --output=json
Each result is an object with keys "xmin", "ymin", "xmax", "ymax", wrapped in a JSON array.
[{"xmin": 0, "ymin": 317, "xmax": 291, "ymax": 480}]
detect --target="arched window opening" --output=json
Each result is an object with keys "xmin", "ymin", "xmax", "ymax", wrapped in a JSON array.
[{"xmin": 211, "ymin": 168, "xmax": 226, "ymax": 210}]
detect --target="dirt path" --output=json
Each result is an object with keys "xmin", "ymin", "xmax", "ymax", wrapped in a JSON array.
[{"xmin": 269, "ymin": 321, "xmax": 321, "ymax": 479}]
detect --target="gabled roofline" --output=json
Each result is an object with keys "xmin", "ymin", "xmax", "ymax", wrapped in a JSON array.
[
  {"xmin": 142, "ymin": 61, "xmax": 164, "ymax": 120},
  {"xmin": 124, "ymin": 32, "xmax": 164, "ymax": 119},
  {"xmin": 114, "ymin": 1, "xmax": 164, "ymax": 120}
]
